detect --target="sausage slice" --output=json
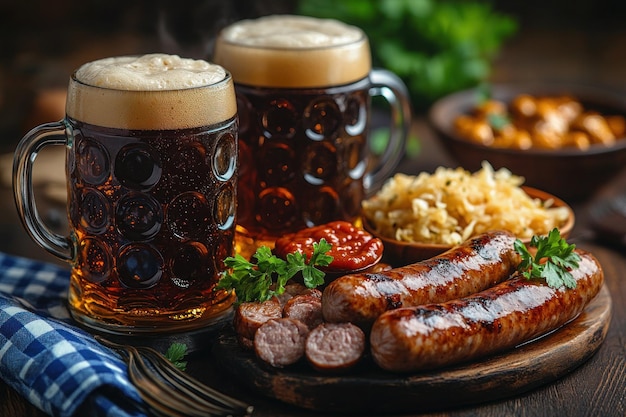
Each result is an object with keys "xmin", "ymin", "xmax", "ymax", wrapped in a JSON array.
[
  {"xmin": 283, "ymin": 293, "xmax": 323, "ymax": 330},
  {"xmin": 233, "ymin": 297, "xmax": 282, "ymax": 349},
  {"xmin": 305, "ymin": 322, "xmax": 366, "ymax": 371},
  {"xmin": 254, "ymin": 318, "xmax": 310, "ymax": 367}
]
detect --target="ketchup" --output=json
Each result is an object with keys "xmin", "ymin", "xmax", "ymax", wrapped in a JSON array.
[{"xmin": 273, "ymin": 221, "xmax": 383, "ymax": 272}]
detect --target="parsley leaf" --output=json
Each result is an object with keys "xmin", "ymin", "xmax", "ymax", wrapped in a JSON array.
[
  {"xmin": 217, "ymin": 238, "xmax": 333, "ymax": 304},
  {"xmin": 514, "ymin": 228, "xmax": 581, "ymax": 289},
  {"xmin": 164, "ymin": 342, "xmax": 188, "ymax": 371},
  {"xmin": 303, "ymin": 239, "xmax": 333, "ymax": 288}
]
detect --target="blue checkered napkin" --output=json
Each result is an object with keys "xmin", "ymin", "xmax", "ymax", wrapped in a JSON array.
[{"xmin": 0, "ymin": 252, "xmax": 148, "ymax": 417}]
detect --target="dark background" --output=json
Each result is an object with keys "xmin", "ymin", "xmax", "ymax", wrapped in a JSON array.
[{"xmin": 1, "ymin": 0, "xmax": 625, "ymax": 153}]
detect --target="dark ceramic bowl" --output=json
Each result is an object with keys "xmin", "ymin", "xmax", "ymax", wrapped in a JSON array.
[{"xmin": 429, "ymin": 83, "xmax": 626, "ymax": 201}]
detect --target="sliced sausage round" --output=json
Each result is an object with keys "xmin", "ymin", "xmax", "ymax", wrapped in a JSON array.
[
  {"xmin": 254, "ymin": 318, "xmax": 310, "ymax": 367},
  {"xmin": 305, "ymin": 322, "xmax": 366, "ymax": 372},
  {"xmin": 283, "ymin": 293, "xmax": 323, "ymax": 330},
  {"xmin": 276, "ymin": 283, "xmax": 321, "ymax": 306},
  {"xmin": 233, "ymin": 297, "xmax": 282, "ymax": 348}
]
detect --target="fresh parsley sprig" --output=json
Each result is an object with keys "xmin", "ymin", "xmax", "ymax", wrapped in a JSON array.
[
  {"xmin": 217, "ymin": 239, "xmax": 333, "ymax": 304},
  {"xmin": 164, "ymin": 342, "xmax": 188, "ymax": 371},
  {"xmin": 514, "ymin": 228, "xmax": 581, "ymax": 289}
]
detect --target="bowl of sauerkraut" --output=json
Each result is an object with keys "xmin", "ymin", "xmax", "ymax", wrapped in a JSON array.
[{"xmin": 362, "ymin": 163, "xmax": 575, "ymax": 264}]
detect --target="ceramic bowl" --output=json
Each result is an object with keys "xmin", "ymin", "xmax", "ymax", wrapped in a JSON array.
[
  {"xmin": 429, "ymin": 83, "xmax": 626, "ymax": 201},
  {"xmin": 363, "ymin": 186, "xmax": 575, "ymax": 266}
]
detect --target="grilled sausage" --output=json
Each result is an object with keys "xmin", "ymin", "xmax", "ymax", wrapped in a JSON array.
[
  {"xmin": 322, "ymin": 230, "xmax": 521, "ymax": 329},
  {"xmin": 370, "ymin": 249, "xmax": 604, "ymax": 372}
]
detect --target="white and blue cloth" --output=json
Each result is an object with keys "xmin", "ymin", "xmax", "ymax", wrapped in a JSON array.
[{"xmin": 0, "ymin": 252, "xmax": 149, "ymax": 417}]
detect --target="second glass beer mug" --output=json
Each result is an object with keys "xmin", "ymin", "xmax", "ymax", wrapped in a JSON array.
[
  {"xmin": 13, "ymin": 54, "xmax": 238, "ymax": 335},
  {"xmin": 213, "ymin": 15, "xmax": 412, "ymax": 257}
]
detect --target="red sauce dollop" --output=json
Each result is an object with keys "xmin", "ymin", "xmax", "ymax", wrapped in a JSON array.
[{"xmin": 273, "ymin": 221, "xmax": 384, "ymax": 272}]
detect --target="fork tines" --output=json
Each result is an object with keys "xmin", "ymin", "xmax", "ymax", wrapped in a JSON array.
[{"xmin": 95, "ymin": 336, "xmax": 254, "ymax": 417}]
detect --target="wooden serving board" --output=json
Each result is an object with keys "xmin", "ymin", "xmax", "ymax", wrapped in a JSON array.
[{"xmin": 212, "ymin": 284, "xmax": 612, "ymax": 414}]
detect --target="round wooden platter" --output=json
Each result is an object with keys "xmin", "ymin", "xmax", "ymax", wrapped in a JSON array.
[{"xmin": 212, "ymin": 284, "xmax": 612, "ymax": 414}]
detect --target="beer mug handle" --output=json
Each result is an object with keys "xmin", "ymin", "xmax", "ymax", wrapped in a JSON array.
[
  {"xmin": 367, "ymin": 68, "xmax": 412, "ymax": 192},
  {"xmin": 13, "ymin": 121, "xmax": 73, "ymax": 261}
]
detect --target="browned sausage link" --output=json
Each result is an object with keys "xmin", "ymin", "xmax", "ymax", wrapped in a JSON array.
[
  {"xmin": 370, "ymin": 250, "xmax": 604, "ymax": 372},
  {"xmin": 322, "ymin": 230, "xmax": 520, "ymax": 329}
]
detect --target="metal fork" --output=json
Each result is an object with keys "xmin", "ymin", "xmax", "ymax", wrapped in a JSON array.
[{"xmin": 95, "ymin": 336, "xmax": 254, "ymax": 417}]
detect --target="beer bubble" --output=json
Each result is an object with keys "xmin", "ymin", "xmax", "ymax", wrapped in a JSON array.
[
  {"xmin": 166, "ymin": 192, "xmax": 210, "ymax": 239},
  {"xmin": 116, "ymin": 192, "xmax": 162, "ymax": 241},
  {"xmin": 76, "ymin": 138, "xmax": 110, "ymax": 185},
  {"xmin": 303, "ymin": 141, "xmax": 337, "ymax": 184},
  {"xmin": 117, "ymin": 244, "xmax": 164, "ymax": 289},
  {"xmin": 258, "ymin": 142, "xmax": 296, "ymax": 186},
  {"xmin": 262, "ymin": 99, "xmax": 297, "ymax": 138},
  {"xmin": 168, "ymin": 241, "xmax": 208, "ymax": 285},
  {"xmin": 304, "ymin": 98, "xmax": 341, "ymax": 140},
  {"xmin": 115, "ymin": 144, "xmax": 162, "ymax": 190},
  {"xmin": 256, "ymin": 187, "xmax": 298, "ymax": 230},
  {"xmin": 345, "ymin": 95, "xmax": 367, "ymax": 136},
  {"xmin": 213, "ymin": 15, "xmax": 370, "ymax": 89},
  {"xmin": 215, "ymin": 183, "xmax": 236, "ymax": 230},
  {"xmin": 76, "ymin": 237, "xmax": 112, "ymax": 283},
  {"xmin": 79, "ymin": 188, "xmax": 109, "ymax": 234},
  {"xmin": 212, "ymin": 132, "xmax": 237, "ymax": 182},
  {"xmin": 349, "ymin": 160, "xmax": 367, "ymax": 181},
  {"xmin": 166, "ymin": 141, "xmax": 209, "ymax": 193}
]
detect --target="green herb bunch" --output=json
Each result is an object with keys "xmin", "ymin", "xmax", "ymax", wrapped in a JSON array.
[
  {"xmin": 297, "ymin": 0, "xmax": 517, "ymax": 111},
  {"xmin": 514, "ymin": 228, "xmax": 581, "ymax": 289},
  {"xmin": 217, "ymin": 239, "xmax": 333, "ymax": 304}
]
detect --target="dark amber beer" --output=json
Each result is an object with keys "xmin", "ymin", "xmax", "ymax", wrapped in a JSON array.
[
  {"xmin": 14, "ymin": 54, "xmax": 238, "ymax": 334},
  {"xmin": 213, "ymin": 15, "xmax": 411, "ymax": 258}
]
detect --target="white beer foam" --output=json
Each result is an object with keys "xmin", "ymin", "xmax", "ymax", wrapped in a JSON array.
[
  {"xmin": 75, "ymin": 54, "xmax": 227, "ymax": 91},
  {"xmin": 220, "ymin": 15, "xmax": 363, "ymax": 48},
  {"xmin": 214, "ymin": 15, "xmax": 371, "ymax": 88},
  {"xmin": 67, "ymin": 54, "xmax": 236, "ymax": 130}
]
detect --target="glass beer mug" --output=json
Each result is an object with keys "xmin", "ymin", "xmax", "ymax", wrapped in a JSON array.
[
  {"xmin": 213, "ymin": 15, "xmax": 412, "ymax": 258},
  {"xmin": 13, "ymin": 54, "xmax": 238, "ymax": 336}
]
